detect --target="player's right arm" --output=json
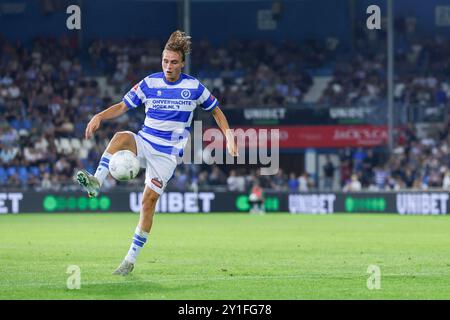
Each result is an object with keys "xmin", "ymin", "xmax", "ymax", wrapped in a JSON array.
[{"xmin": 85, "ymin": 101, "xmax": 128, "ymax": 139}]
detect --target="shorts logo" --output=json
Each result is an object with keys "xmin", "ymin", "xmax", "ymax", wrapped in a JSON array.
[
  {"xmin": 181, "ymin": 89, "xmax": 191, "ymax": 99},
  {"xmin": 151, "ymin": 177, "xmax": 163, "ymax": 189}
]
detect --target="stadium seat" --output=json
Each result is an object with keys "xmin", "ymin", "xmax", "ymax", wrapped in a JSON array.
[
  {"xmin": 82, "ymin": 139, "xmax": 94, "ymax": 150},
  {"xmin": 0, "ymin": 167, "xmax": 7, "ymax": 184},
  {"xmin": 7, "ymin": 166, "xmax": 17, "ymax": 177},
  {"xmin": 22, "ymin": 119, "xmax": 32, "ymax": 130},
  {"xmin": 78, "ymin": 147, "xmax": 89, "ymax": 159},
  {"xmin": 29, "ymin": 166, "xmax": 40, "ymax": 177},
  {"xmin": 10, "ymin": 120, "xmax": 20, "ymax": 130},
  {"xmin": 213, "ymin": 78, "xmax": 223, "ymax": 88},
  {"xmin": 60, "ymin": 138, "xmax": 73, "ymax": 154},
  {"xmin": 71, "ymin": 138, "xmax": 82, "ymax": 151},
  {"xmin": 18, "ymin": 167, "xmax": 28, "ymax": 184},
  {"xmin": 201, "ymin": 78, "xmax": 212, "ymax": 88},
  {"xmin": 54, "ymin": 138, "xmax": 62, "ymax": 153}
]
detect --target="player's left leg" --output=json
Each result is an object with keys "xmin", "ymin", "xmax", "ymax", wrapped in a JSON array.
[{"xmin": 113, "ymin": 185, "xmax": 159, "ymax": 276}]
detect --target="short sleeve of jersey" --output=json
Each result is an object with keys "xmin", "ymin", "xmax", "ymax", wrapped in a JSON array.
[
  {"xmin": 196, "ymin": 83, "xmax": 219, "ymax": 112},
  {"xmin": 123, "ymin": 80, "xmax": 144, "ymax": 109}
]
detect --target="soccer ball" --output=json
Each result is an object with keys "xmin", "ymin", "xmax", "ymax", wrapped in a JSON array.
[{"xmin": 109, "ymin": 150, "xmax": 140, "ymax": 181}]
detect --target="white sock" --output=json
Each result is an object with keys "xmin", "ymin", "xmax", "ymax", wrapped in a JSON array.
[
  {"xmin": 124, "ymin": 227, "xmax": 149, "ymax": 264},
  {"xmin": 94, "ymin": 152, "xmax": 112, "ymax": 186}
]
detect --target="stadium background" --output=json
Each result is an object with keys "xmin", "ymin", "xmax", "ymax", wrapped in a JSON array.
[
  {"xmin": 2, "ymin": 0, "xmax": 450, "ymax": 301},
  {"xmin": 0, "ymin": 0, "xmax": 449, "ymax": 213}
]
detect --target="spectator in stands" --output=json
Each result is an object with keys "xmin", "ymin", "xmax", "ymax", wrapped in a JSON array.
[
  {"xmin": 322, "ymin": 156, "xmax": 335, "ymax": 190},
  {"xmin": 0, "ymin": 143, "xmax": 18, "ymax": 164},
  {"xmin": 392, "ymin": 176, "xmax": 406, "ymax": 190},
  {"xmin": 1, "ymin": 34, "xmax": 450, "ymax": 192},
  {"xmin": 402, "ymin": 167, "xmax": 416, "ymax": 188},
  {"xmin": 197, "ymin": 171, "xmax": 210, "ymax": 190},
  {"xmin": 40, "ymin": 172, "xmax": 52, "ymax": 191},
  {"xmin": 373, "ymin": 165, "xmax": 389, "ymax": 190},
  {"xmin": 339, "ymin": 159, "xmax": 352, "ymax": 188},
  {"xmin": 171, "ymin": 168, "xmax": 189, "ymax": 191},
  {"xmin": 249, "ymin": 180, "xmax": 265, "ymax": 214},
  {"xmin": 271, "ymin": 169, "xmax": 287, "ymax": 191},
  {"xmin": 343, "ymin": 174, "xmax": 362, "ymax": 192},
  {"xmin": 288, "ymin": 172, "xmax": 299, "ymax": 192},
  {"xmin": 298, "ymin": 172, "xmax": 310, "ymax": 192},
  {"xmin": 443, "ymin": 170, "xmax": 450, "ymax": 190},
  {"xmin": 227, "ymin": 169, "xmax": 245, "ymax": 192},
  {"xmin": 208, "ymin": 165, "xmax": 227, "ymax": 186},
  {"xmin": 101, "ymin": 175, "xmax": 117, "ymax": 191}
]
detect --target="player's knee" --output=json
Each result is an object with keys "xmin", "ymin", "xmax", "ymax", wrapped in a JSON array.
[
  {"xmin": 110, "ymin": 131, "xmax": 136, "ymax": 154},
  {"xmin": 112, "ymin": 132, "xmax": 132, "ymax": 145}
]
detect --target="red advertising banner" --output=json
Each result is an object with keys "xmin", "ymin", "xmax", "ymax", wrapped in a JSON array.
[
  {"xmin": 276, "ymin": 125, "xmax": 388, "ymax": 148},
  {"xmin": 204, "ymin": 125, "xmax": 388, "ymax": 148}
]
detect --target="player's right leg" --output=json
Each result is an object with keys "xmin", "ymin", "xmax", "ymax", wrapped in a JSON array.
[
  {"xmin": 113, "ymin": 147, "xmax": 177, "ymax": 276},
  {"xmin": 113, "ymin": 185, "xmax": 159, "ymax": 276},
  {"xmin": 76, "ymin": 131, "xmax": 137, "ymax": 197}
]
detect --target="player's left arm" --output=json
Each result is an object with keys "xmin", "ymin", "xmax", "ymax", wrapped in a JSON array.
[{"xmin": 211, "ymin": 106, "xmax": 239, "ymax": 157}]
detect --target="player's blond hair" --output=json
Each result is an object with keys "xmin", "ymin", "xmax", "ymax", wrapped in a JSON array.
[{"xmin": 164, "ymin": 30, "xmax": 191, "ymax": 61}]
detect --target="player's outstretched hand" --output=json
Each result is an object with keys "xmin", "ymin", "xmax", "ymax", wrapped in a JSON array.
[{"xmin": 85, "ymin": 115, "xmax": 102, "ymax": 139}]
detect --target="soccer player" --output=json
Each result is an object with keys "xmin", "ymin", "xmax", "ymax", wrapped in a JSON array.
[{"xmin": 76, "ymin": 31, "xmax": 239, "ymax": 275}]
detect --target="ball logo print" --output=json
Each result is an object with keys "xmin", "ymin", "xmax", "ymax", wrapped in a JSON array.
[
  {"xmin": 109, "ymin": 150, "xmax": 140, "ymax": 181},
  {"xmin": 181, "ymin": 89, "xmax": 191, "ymax": 99}
]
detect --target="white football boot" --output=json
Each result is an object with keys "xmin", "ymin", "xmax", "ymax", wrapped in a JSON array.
[
  {"xmin": 112, "ymin": 260, "xmax": 135, "ymax": 276},
  {"xmin": 75, "ymin": 169, "xmax": 100, "ymax": 198}
]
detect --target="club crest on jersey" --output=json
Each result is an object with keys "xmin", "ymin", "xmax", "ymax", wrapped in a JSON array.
[
  {"xmin": 151, "ymin": 177, "xmax": 163, "ymax": 189},
  {"xmin": 181, "ymin": 89, "xmax": 191, "ymax": 99},
  {"xmin": 157, "ymin": 90, "xmax": 162, "ymax": 97}
]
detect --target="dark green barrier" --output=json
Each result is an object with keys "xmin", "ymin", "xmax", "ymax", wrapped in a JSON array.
[{"xmin": 0, "ymin": 191, "xmax": 448, "ymax": 215}]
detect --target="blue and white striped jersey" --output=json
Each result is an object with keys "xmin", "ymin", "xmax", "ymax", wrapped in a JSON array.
[{"xmin": 122, "ymin": 72, "xmax": 218, "ymax": 157}]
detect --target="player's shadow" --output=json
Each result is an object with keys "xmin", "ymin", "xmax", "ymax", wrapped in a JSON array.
[{"xmin": 75, "ymin": 277, "xmax": 201, "ymax": 299}]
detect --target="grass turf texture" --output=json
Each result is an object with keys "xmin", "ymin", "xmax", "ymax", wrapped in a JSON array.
[{"xmin": 1, "ymin": 213, "xmax": 450, "ymax": 299}]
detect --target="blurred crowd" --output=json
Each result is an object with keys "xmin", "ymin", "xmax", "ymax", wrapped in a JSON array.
[
  {"xmin": 1, "ymin": 33, "xmax": 449, "ymax": 192},
  {"xmin": 0, "ymin": 36, "xmax": 129, "ymax": 190},
  {"xmin": 340, "ymin": 122, "xmax": 450, "ymax": 191},
  {"xmin": 88, "ymin": 38, "xmax": 322, "ymax": 107},
  {"xmin": 319, "ymin": 24, "xmax": 450, "ymax": 108},
  {"xmin": 168, "ymin": 166, "xmax": 314, "ymax": 193}
]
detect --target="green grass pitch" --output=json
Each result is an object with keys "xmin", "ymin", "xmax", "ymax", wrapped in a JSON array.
[{"xmin": 1, "ymin": 213, "xmax": 450, "ymax": 299}]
